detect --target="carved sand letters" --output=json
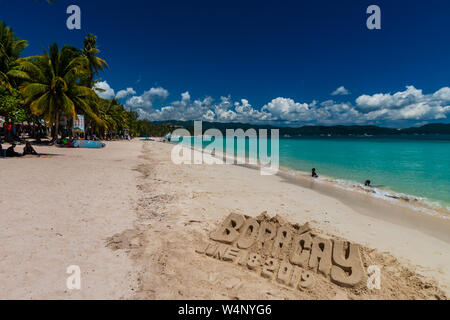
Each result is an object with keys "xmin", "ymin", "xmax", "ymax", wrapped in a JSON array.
[
  {"xmin": 290, "ymin": 233, "xmax": 312, "ymax": 268},
  {"xmin": 272, "ymin": 225, "xmax": 292, "ymax": 259},
  {"xmin": 198, "ymin": 213, "xmax": 365, "ymax": 290},
  {"xmin": 309, "ymin": 236, "xmax": 332, "ymax": 276},
  {"xmin": 210, "ymin": 213, "xmax": 245, "ymax": 244},
  {"xmin": 330, "ymin": 240, "xmax": 365, "ymax": 287},
  {"xmin": 237, "ymin": 218, "xmax": 259, "ymax": 249},
  {"xmin": 256, "ymin": 221, "xmax": 277, "ymax": 253}
]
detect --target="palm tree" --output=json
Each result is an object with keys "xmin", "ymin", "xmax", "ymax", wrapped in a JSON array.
[
  {"xmin": 82, "ymin": 34, "xmax": 108, "ymax": 87},
  {"xmin": 0, "ymin": 22, "xmax": 28, "ymax": 90},
  {"xmin": 13, "ymin": 43, "xmax": 102, "ymax": 141},
  {"xmin": 96, "ymin": 98, "xmax": 132, "ymax": 139}
]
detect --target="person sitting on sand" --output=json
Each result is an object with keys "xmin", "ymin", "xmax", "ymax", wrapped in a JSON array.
[
  {"xmin": 0, "ymin": 141, "xmax": 5, "ymax": 158},
  {"xmin": 365, "ymin": 180, "xmax": 371, "ymax": 187},
  {"xmin": 6, "ymin": 143, "xmax": 21, "ymax": 157},
  {"xmin": 312, "ymin": 168, "xmax": 319, "ymax": 178},
  {"xmin": 23, "ymin": 142, "xmax": 38, "ymax": 156}
]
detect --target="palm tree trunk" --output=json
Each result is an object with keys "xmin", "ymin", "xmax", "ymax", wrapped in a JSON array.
[
  {"xmin": 52, "ymin": 112, "xmax": 60, "ymax": 143},
  {"xmin": 68, "ymin": 119, "xmax": 74, "ymax": 139}
]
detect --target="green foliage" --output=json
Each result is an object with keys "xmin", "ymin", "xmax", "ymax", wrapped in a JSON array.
[
  {"xmin": 14, "ymin": 43, "xmax": 101, "ymax": 126},
  {"xmin": 0, "ymin": 86, "xmax": 21, "ymax": 120},
  {"xmin": 0, "ymin": 21, "xmax": 28, "ymax": 90},
  {"xmin": 10, "ymin": 106, "xmax": 27, "ymax": 122},
  {"xmin": 134, "ymin": 119, "xmax": 174, "ymax": 137},
  {"xmin": 82, "ymin": 34, "xmax": 108, "ymax": 87},
  {"xmin": 1, "ymin": 21, "xmax": 170, "ymax": 139}
]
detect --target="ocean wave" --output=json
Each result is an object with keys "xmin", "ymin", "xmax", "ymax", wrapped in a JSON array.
[{"xmin": 297, "ymin": 171, "xmax": 450, "ymax": 219}]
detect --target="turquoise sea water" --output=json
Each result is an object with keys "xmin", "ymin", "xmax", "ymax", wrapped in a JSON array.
[{"xmin": 177, "ymin": 135, "xmax": 450, "ymax": 209}]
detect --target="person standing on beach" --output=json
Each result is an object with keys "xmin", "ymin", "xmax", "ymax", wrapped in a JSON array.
[{"xmin": 312, "ymin": 168, "xmax": 319, "ymax": 178}]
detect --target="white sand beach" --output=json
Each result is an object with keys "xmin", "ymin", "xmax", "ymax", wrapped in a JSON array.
[
  {"xmin": 1, "ymin": 140, "xmax": 449, "ymax": 299},
  {"xmin": 0, "ymin": 142, "xmax": 141, "ymax": 299}
]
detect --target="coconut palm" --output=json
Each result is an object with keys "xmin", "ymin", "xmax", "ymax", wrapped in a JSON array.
[
  {"xmin": 13, "ymin": 43, "xmax": 102, "ymax": 141},
  {"xmin": 96, "ymin": 98, "xmax": 133, "ymax": 138},
  {"xmin": 0, "ymin": 22, "xmax": 28, "ymax": 90},
  {"xmin": 82, "ymin": 34, "xmax": 108, "ymax": 87}
]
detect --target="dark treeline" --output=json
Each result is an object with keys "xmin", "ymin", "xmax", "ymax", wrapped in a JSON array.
[{"xmin": 154, "ymin": 121, "xmax": 450, "ymax": 136}]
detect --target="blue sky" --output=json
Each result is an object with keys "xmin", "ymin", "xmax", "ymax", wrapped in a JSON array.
[{"xmin": 1, "ymin": 0, "xmax": 450, "ymax": 127}]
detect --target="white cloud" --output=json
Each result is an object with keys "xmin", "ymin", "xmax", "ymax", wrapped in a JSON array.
[
  {"xmin": 203, "ymin": 109, "xmax": 215, "ymax": 122},
  {"xmin": 181, "ymin": 91, "xmax": 191, "ymax": 102},
  {"xmin": 356, "ymin": 86, "xmax": 424, "ymax": 110},
  {"xmin": 94, "ymin": 81, "xmax": 115, "ymax": 99},
  {"xmin": 148, "ymin": 87, "xmax": 169, "ymax": 100},
  {"xmin": 356, "ymin": 86, "xmax": 450, "ymax": 122},
  {"xmin": 126, "ymin": 87, "xmax": 169, "ymax": 110},
  {"xmin": 262, "ymin": 98, "xmax": 310, "ymax": 121},
  {"xmin": 433, "ymin": 87, "xmax": 450, "ymax": 102},
  {"xmin": 137, "ymin": 92, "xmax": 214, "ymax": 121},
  {"xmin": 136, "ymin": 94, "xmax": 363, "ymax": 125},
  {"xmin": 331, "ymin": 86, "xmax": 350, "ymax": 96},
  {"xmin": 135, "ymin": 86, "xmax": 449, "ymax": 125},
  {"xmin": 116, "ymin": 88, "xmax": 136, "ymax": 99},
  {"xmin": 234, "ymin": 99, "xmax": 271, "ymax": 122},
  {"xmin": 99, "ymin": 81, "xmax": 450, "ymax": 126}
]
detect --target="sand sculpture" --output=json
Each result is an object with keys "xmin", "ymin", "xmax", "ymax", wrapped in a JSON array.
[{"xmin": 196, "ymin": 212, "xmax": 365, "ymax": 290}]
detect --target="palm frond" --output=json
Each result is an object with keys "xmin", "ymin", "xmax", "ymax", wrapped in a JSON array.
[{"xmin": 29, "ymin": 91, "xmax": 50, "ymax": 115}]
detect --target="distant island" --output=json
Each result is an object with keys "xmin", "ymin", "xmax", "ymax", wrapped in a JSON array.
[{"xmin": 154, "ymin": 121, "xmax": 450, "ymax": 136}]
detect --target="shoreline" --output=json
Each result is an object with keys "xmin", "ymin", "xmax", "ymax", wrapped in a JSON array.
[
  {"xmin": 4, "ymin": 138, "xmax": 450, "ymax": 216},
  {"xmin": 177, "ymin": 140, "xmax": 450, "ymax": 222},
  {"xmin": 275, "ymin": 166, "xmax": 450, "ymax": 243},
  {"xmin": 220, "ymin": 148, "xmax": 450, "ymax": 243}
]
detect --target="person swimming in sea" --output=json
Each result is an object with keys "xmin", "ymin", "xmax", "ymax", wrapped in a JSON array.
[
  {"xmin": 312, "ymin": 168, "xmax": 319, "ymax": 178},
  {"xmin": 364, "ymin": 180, "xmax": 371, "ymax": 187}
]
